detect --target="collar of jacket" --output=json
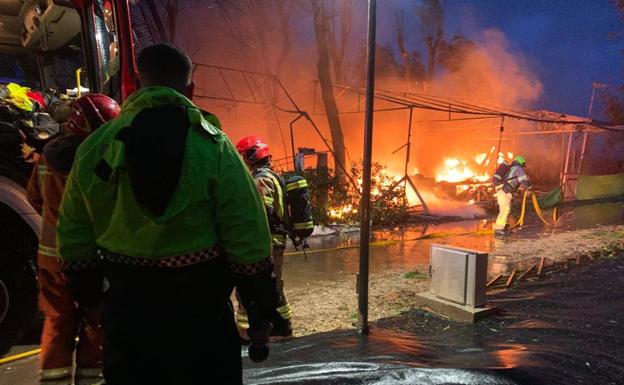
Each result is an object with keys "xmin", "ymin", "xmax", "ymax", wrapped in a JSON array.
[
  {"xmin": 121, "ymin": 86, "xmax": 220, "ymax": 136},
  {"xmin": 99, "ymin": 87, "xmax": 221, "ymax": 173}
]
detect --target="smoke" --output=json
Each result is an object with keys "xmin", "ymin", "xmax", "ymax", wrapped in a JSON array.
[
  {"xmin": 175, "ymin": 1, "xmax": 553, "ymax": 187},
  {"xmin": 418, "ymin": 190, "xmax": 487, "ymax": 219},
  {"xmin": 433, "ymin": 28, "xmax": 543, "ymax": 109}
]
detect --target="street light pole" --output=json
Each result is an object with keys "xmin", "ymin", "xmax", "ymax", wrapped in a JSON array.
[{"xmin": 358, "ymin": 0, "xmax": 377, "ymax": 335}]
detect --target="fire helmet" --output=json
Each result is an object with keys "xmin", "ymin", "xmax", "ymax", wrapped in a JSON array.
[
  {"xmin": 514, "ymin": 155, "xmax": 526, "ymax": 167},
  {"xmin": 66, "ymin": 94, "xmax": 120, "ymax": 136},
  {"xmin": 236, "ymin": 135, "xmax": 271, "ymax": 165}
]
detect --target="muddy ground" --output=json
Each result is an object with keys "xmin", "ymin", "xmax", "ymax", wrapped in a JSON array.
[{"xmin": 286, "ymin": 224, "xmax": 624, "ymax": 337}]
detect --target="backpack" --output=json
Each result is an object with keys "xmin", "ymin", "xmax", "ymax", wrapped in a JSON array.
[
  {"xmin": 254, "ymin": 169, "xmax": 314, "ymax": 248},
  {"xmin": 492, "ymin": 162, "xmax": 511, "ymax": 186},
  {"xmin": 283, "ymin": 175, "xmax": 314, "ymax": 246}
]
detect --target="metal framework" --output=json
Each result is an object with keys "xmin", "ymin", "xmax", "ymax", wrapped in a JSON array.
[
  {"xmin": 191, "ymin": 62, "xmax": 360, "ymax": 190},
  {"xmin": 310, "ymin": 82, "xmax": 623, "ymax": 203}
]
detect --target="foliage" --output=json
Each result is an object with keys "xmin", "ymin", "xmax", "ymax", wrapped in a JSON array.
[
  {"xmin": 415, "ymin": 0, "xmax": 445, "ymax": 81},
  {"xmin": 602, "ymin": 90, "xmax": 624, "ymax": 124},
  {"xmin": 350, "ymin": 162, "xmax": 408, "ymax": 226},
  {"xmin": 601, "ymin": 1, "xmax": 624, "ymax": 123},
  {"xmin": 298, "ymin": 162, "xmax": 408, "ymax": 227},
  {"xmin": 296, "ymin": 167, "xmax": 350, "ymax": 226},
  {"xmin": 403, "ymin": 270, "xmax": 428, "ymax": 280}
]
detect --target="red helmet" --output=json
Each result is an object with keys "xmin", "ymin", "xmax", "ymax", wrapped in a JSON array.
[
  {"xmin": 236, "ymin": 136, "xmax": 271, "ymax": 165},
  {"xmin": 66, "ymin": 94, "xmax": 120, "ymax": 136}
]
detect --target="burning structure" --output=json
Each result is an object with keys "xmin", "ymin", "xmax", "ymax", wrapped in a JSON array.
[{"xmin": 127, "ymin": 0, "xmax": 624, "ymax": 222}]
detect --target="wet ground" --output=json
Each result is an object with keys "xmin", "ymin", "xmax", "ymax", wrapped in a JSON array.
[
  {"xmin": 5, "ymin": 255, "xmax": 623, "ymax": 385},
  {"xmin": 283, "ymin": 201, "xmax": 624, "ymax": 291},
  {"xmin": 2, "ymin": 201, "xmax": 623, "ymax": 384}
]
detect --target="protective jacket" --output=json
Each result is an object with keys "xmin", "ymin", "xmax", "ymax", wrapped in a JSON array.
[
  {"xmin": 57, "ymin": 87, "xmax": 272, "ymax": 266},
  {"xmin": 502, "ymin": 162, "xmax": 531, "ymax": 193},
  {"xmin": 26, "ymin": 134, "xmax": 103, "ymax": 384},
  {"xmin": 27, "ymin": 135, "xmax": 81, "ymax": 264},
  {"xmin": 252, "ymin": 165, "xmax": 287, "ymax": 248},
  {"xmin": 57, "ymin": 87, "xmax": 279, "ymax": 384}
]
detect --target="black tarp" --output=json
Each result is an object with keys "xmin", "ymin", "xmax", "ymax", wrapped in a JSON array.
[{"xmin": 244, "ymin": 256, "xmax": 624, "ymax": 385}]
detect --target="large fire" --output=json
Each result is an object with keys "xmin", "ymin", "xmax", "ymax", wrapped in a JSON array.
[
  {"xmin": 435, "ymin": 157, "xmax": 490, "ymax": 183},
  {"xmin": 436, "ymin": 146, "xmax": 513, "ymax": 184},
  {"xmin": 327, "ymin": 148, "xmax": 514, "ymax": 221}
]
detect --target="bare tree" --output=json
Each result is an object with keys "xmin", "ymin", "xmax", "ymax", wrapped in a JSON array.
[
  {"xmin": 325, "ymin": 0, "xmax": 353, "ymax": 84},
  {"xmin": 142, "ymin": 0, "xmax": 182, "ymax": 44},
  {"xmin": 311, "ymin": 0, "xmax": 347, "ymax": 177},
  {"xmin": 395, "ymin": 10, "xmax": 412, "ymax": 90},
  {"xmin": 166, "ymin": 0, "xmax": 179, "ymax": 44},
  {"xmin": 415, "ymin": 0, "xmax": 444, "ymax": 84}
]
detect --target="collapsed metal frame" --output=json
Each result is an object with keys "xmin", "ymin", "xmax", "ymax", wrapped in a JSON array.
[
  {"xmin": 191, "ymin": 62, "xmax": 361, "ymax": 190},
  {"xmin": 311, "ymin": 81, "xmax": 622, "ymax": 203}
]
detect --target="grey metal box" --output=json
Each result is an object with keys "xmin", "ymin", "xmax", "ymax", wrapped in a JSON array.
[{"xmin": 429, "ymin": 244, "xmax": 488, "ymax": 307}]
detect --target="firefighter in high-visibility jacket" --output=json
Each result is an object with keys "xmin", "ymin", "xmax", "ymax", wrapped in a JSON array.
[
  {"xmin": 494, "ymin": 155, "xmax": 532, "ymax": 237},
  {"xmin": 236, "ymin": 136, "xmax": 293, "ymax": 338},
  {"xmin": 57, "ymin": 44, "xmax": 281, "ymax": 384},
  {"xmin": 27, "ymin": 94, "xmax": 121, "ymax": 385}
]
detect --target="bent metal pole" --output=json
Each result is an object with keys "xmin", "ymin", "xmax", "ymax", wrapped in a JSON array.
[{"xmin": 358, "ymin": 0, "xmax": 377, "ymax": 335}]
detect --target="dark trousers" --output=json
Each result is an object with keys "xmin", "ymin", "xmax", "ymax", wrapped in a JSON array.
[{"xmin": 101, "ymin": 259, "xmax": 242, "ymax": 385}]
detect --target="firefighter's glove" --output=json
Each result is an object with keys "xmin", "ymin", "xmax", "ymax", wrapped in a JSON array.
[{"xmin": 233, "ymin": 259, "xmax": 280, "ymax": 322}]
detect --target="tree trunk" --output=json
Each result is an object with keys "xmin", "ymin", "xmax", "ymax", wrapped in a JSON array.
[
  {"xmin": 166, "ymin": 0, "xmax": 178, "ymax": 44},
  {"xmin": 311, "ymin": 0, "xmax": 347, "ymax": 177},
  {"xmin": 426, "ymin": 37, "xmax": 436, "ymax": 82},
  {"xmin": 144, "ymin": 0, "xmax": 168, "ymax": 42},
  {"xmin": 395, "ymin": 11, "xmax": 412, "ymax": 90}
]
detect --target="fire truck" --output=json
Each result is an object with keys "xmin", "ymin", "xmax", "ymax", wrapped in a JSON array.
[{"xmin": 0, "ymin": 0, "xmax": 138, "ymax": 354}]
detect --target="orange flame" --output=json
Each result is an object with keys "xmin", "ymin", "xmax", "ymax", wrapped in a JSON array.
[{"xmin": 435, "ymin": 157, "xmax": 490, "ymax": 183}]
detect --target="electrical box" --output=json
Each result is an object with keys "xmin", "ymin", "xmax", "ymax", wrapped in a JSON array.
[{"xmin": 430, "ymin": 244, "xmax": 488, "ymax": 307}]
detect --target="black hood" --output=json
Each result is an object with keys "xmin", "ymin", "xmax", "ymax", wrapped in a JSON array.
[
  {"xmin": 42, "ymin": 134, "xmax": 84, "ymax": 174},
  {"xmin": 116, "ymin": 104, "xmax": 190, "ymax": 218}
]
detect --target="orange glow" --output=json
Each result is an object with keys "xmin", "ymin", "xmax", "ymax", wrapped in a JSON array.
[
  {"xmin": 328, "ymin": 204, "xmax": 357, "ymax": 220},
  {"xmin": 474, "ymin": 152, "xmax": 487, "ymax": 165},
  {"xmin": 435, "ymin": 157, "xmax": 490, "ymax": 183}
]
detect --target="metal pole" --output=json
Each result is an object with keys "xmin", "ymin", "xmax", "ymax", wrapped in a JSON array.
[
  {"xmin": 358, "ymin": 0, "xmax": 376, "ymax": 335},
  {"xmin": 577, "ymin": 84, "xmax": 598, "ymax": 175},
  {"xmin": 289, "ymin": 114, "xmax": 304, "ymax": 171},
  {"xmin": 561, "ymin": 132, "xmax": 574, "ymax": 200},
  {"xmin": 404, "ymin": 107, "xmax": 413, "ymax": 178}
]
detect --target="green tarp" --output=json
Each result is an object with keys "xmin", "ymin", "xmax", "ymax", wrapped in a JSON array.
[
  {"xmin": 537, "ymin": 186, "xmax": 563, "ymax": 208},
  {"xmin": 536, "ymin": 173, "xmax": 624, "ymax": 208},
  {"xmin": 576, "ymin": 173, "xmax": 624, "ymax": 201}
]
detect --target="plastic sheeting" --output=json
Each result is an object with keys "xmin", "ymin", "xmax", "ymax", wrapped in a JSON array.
[
  {"xmin": 576, "ymin": 173, "xmax": 624, "ymax": 201},
  {"xmin": 244, "ymin": 256, "xmax": 624, "ymax": 385},
  {"xmin": 536, "ymin": 174, "xmax": 624, "ymax": 208},
  {"xmin": 536, "ymin": 186, "xmax": 562, "ymax": 208}
]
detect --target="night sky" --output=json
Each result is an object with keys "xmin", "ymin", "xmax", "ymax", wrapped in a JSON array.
[{"xmin": 389, "ymin": 0, "xmax": 623, "ymax": 118}]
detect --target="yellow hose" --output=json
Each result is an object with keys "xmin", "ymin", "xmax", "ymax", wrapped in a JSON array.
[
  {"xmin": 512, "ymin": 190, "xmax": 558, "ymax": 228},
  {"xmin": 0, "ymin": 348, "xmax": 41, "ymax": 365}
]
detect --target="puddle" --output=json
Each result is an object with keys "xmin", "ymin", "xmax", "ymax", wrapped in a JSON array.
[{"xmin": 283, "ymin": 202, "xmax": 624, "ymax": 291}]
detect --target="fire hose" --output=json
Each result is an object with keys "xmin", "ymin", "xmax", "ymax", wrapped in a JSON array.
[{"xmin": 513, "ymin": 189, "xmax": 559, "ymax": 229}]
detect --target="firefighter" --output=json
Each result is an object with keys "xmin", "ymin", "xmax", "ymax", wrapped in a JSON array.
[
  {"xmin": 494, "ymin": 155, "xmax": 532, "ymax": 237},
  {"xmin": 27, "ymin": 94, "xmax": 121, "ymax": 385},
  {"xmin": 236, "ymin": 136, "xmax": 293, "ymax": 338},
  {"xmin": 57, "ymin": 43, "xmax": 280, "ymax": 385}
]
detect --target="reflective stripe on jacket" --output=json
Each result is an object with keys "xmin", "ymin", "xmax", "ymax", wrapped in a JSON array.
[
  {"xmin": 27, "ymin": 157, "xmax": 67, "ymax": 258},
  {"xmin": 253, "ymin": 167, "xmax": 287, "ymax": 247},
  {"xmin": 57, "ymin": 87, "xmax": 272, "ymax": 265},
  {"xmin": 505, "ymin": 164, "xmax": 531, "ymax": 193}
]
